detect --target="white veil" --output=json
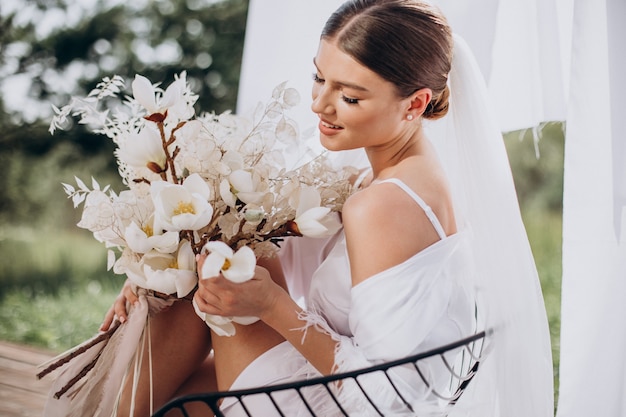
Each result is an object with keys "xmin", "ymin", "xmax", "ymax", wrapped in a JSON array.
[{"xmin": 429, "ymin": 35, "xmax": 555, "ymax": 416}]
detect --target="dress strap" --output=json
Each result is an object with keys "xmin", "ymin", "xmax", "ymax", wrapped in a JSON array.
[{"xmin": 377, "ymin": 178, "xmax": 447, "ymax": 240}]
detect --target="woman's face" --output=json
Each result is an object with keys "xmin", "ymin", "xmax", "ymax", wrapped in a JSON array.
[{"xmin": 311, "ymin": 39, "xmax": 410, "ymax": 152}]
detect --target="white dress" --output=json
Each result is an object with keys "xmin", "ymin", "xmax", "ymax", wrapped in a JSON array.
[{"xmin": 221, "ymin": 178, "xmax": 476, "ymax": 416}]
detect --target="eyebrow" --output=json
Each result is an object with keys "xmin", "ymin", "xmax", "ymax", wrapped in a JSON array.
[{"xmin": 313, "ymin": 58, "xmax": 370, "ymax": 92}]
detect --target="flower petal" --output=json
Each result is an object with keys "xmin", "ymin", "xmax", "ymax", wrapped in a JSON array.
[
  {"xmin": 176, "ymin": 240, "xmax": 196, "ymax": 270},
  {"xmin": 160, "ymin": 78, "xmax": 183, "ymax": 109},
  {"xmin": 183, "ymin": 173, "xmax": 211, "ymax": 200},
  {"xmin": 232, "ymin": 316, "xmax": 260, "ymax": 325},
  {"xmin": 202, "ymin": 252, "xmax": 226, "ymax": 279},
  {"xmin": 203, "ymin": 241, "xmax": 234, "ymax": 258},
  {"xmin": 174, "ymin": 269, "xmax": 197, "ymax": 298},
  {"xmin": 222, "ymin": 246, "xmax": 256, "ymax": 283},
  {"xmin": 220, "ymin": 179, "xmax": 237, "ymax": 207},
  {"xmin": 192, "ymin": 298, "xmax": 236, "ymax": 337},
  {"xmin": 132, "ymin": 74, "xmax": 157, "ymax": 114},
  {"xmin": 229, "ymin": 170, "xmax": 254, "ymax": 193}
]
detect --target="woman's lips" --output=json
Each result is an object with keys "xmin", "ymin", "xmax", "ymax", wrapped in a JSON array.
[{"xmin": 318, "ymin": 119, "xmax": 343, "ymax": 135}]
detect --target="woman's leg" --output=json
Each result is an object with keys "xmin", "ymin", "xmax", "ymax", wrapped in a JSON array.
[
  {"xmin": 172, "ymin": 322, "xmax": 286, "ymax": 417},
  {"xmin": 211, "ymin": 255, "xmax": 289, "ymax": 391},
  {"xmin": 211, "ymin": 321, "xmax": 286, "ymax": 391},
  {"xmin": 123, "ymin": 254, "xmax": 290, "ymax": 416},
  {"xmin": 162, "ymin": 352, "xmax": 219, "ymax": 417},
  {"xmin": 116, "ymin": 300, "xmax": 213, "ymax": 417}
]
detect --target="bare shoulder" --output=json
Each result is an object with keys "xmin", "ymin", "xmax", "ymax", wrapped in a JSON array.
[
  {"xmin": 341, "ymin": 184, "xmax": 392, "ymax": 226},
  {"xmin": 342, "ymin": 182, "xmax": 440, "ymax": 286}
]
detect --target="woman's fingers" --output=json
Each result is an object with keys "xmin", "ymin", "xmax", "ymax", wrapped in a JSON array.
[
  {"xmin": 100, "ymin": 280, "xmax": 138, "ymax": 331},
  {"xmin": 100, "ymin": 304, "xmax": 117, "ymax": 331},
  {"xmin": 122, "ymin": 283, "xmax": 139, "ymax": 305},
  {"xmin": 193, "ymin": 281, "xmax": 225, "ymax": 316},
  {"xmin": 194, "ymin": 269, "xmax": 276, "ymax": 318}
]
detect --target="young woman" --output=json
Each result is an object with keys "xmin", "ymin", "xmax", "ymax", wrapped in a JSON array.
[{"xmin": 103, "ymin": 1, "xmax": 554, "ymax": 416}]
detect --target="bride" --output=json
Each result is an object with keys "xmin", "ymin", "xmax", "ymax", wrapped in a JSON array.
[{"xmin": 98, "ymin": 1, "xmax": 554, "ymax": 416}]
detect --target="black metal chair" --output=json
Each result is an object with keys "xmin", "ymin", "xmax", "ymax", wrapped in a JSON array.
[{"xmin": 152, "ymin": 330, "xmax": 487, "ymax": 417}]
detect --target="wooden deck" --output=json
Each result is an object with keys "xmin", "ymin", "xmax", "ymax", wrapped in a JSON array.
[{"xmin": 0, "ymin": 341, "xmax": 57, "ymax": 417}]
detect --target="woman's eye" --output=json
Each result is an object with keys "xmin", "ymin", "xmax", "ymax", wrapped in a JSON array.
[
  {"xmin": 312, "ymin": 73, "xmax": 324, "ymax": 83},
  {"xmin": 342, "ymin": 95, "xmax": 359, "ymax": 105}
]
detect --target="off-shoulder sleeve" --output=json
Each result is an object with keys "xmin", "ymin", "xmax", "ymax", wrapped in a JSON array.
[{"xmin": 298, "ymin": 233, "xmax": 476, "ymax": 416}]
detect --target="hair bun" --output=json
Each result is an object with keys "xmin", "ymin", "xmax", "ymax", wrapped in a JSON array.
[{"xmin": 424, "ymin": 84, "xmax": 450, "ymax": 120}]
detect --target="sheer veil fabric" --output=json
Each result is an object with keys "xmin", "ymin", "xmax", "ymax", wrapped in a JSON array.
[
  {"xmin": 281, "ymin": 34, "xmax": 554, "ymax": 416},
  {"xmin": 433, "ymin": 35, "xmax": 554, "ymax": 416}
]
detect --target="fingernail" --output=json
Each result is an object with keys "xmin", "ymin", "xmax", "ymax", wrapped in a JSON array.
[{"xmin": 120, "ymin": 316, "xmax": 126, "ymax": 323}]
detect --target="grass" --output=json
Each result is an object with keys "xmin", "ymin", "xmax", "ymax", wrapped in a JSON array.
[
  {"xmin": 522, "ymin": 208, "xmax": 562, "ymax": 399},
  {"xmin": 0, "ymin": 285, "xmax": 119, "ymax": 351},
  {"xmin": 0, "ymin": 228, "xmax": 124, "ymax": 351}
]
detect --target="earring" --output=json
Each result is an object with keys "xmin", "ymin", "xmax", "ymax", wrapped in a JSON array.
[{"xmin": 407, "ymin": 114, "xmax": 414, "ymax": 121}]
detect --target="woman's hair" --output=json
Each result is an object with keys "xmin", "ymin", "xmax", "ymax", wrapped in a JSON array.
[{"xmin": 322, "ymin": 0, "xmax": 453, "ymax": 120}]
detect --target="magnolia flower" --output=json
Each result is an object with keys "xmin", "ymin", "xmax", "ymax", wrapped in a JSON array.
[
  {"xmin": 125, "ymin": 240, "xmax": 197, "ymax": 298},
  {"xmin": 124, "ymin": 216, "xmax": 179, "ymax": 254},
  {"xmin": 132, "ymin": 74, "xmax": 184, "ymax": 121},
  {"xmin": 220, "ymin": 169, "xmax": 268, "ymax": 207},
  {"xmin": 151, "ymin": 173, "xmax": 213, "ymax": 232},
  {"xmin": 201, "ymin": 241, "xmax": 256, "ymax": 283},
  {"xmin": 292, "ymin": 186, "xmax": 342, "ymax": 238},
  {"xmin": 194, "ymin": 241, "xmax": 259, "ymax": 336},
  {"xmin": 118, "ymin": 125, "xmax": 167, "ymax": 173}
]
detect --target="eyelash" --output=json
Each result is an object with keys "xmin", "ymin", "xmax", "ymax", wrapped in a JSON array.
[{"xmin": 312, "ymin": 73, "xmax": 360, "ymax": 105}]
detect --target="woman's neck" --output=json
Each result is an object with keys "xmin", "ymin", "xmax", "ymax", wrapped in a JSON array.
[{"xmin": 366, "ymin": 126, "xmax": 426, "ymax": 179}]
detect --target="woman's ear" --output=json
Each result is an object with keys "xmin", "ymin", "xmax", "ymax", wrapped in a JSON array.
[{"xmin": 406, "ymin": 88, "xmax": 432, "ymax": 119}]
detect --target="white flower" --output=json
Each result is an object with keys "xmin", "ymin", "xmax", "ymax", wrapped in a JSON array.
[
  {"xmin": 293, "ymin": 186, "xmax": 342, "ymax": 238},
  {"xmin": 132, "ymin": 74, "xmax": 183, "ymax": 117},
  {"xmin": 55, "ymin": 74, "xmax": 354, "ymax": 315},
  {"xmin": 151, "ymin": 173, "xmax": 213, "ymax": 232},
  {"xmin": 194, "ymin": 241, "xmax": 259, "ymax": 336},
  {"xmin": 220, "ymin": 169, "xmax": 268, "ymax": 207},
  {"xmin": 201, "ymin": 241, "xmax": 256, "ymax": 283},
  {"xmin": 118, "ymin": 125, "xmax": 167, "ymax": 173},
  {"xmin": 125, "ymin": 240, "xmax": 197, "ymax": 298},
  {"xmin": 124, "ymin": 216, "xmax": 180, "ymax": 254}
]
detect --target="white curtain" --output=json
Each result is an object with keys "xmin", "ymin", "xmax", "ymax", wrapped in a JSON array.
[
  {"xmin": 557, "ymin": 1, "xmax": 626, "ymax": 416},
  {"xmin": 237, "ymin": 0, "xmax": 568, "ymax": 132},
  {"xmin": 237, "ymin": 0, "xmax": 626, "ymax": 415}
]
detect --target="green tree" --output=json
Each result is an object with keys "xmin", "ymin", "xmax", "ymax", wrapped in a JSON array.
[{"xmin": 0, "ymin": 0, "xmax": 249, "ymax": 225}]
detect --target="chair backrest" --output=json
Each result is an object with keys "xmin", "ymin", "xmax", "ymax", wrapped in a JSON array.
[{"xmin": 152, "ymin": 331, "xmax": 487, "ymax": 417}]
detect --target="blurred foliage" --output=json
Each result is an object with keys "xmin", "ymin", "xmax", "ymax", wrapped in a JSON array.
[
  {"xmin": 0, "ymin": 286, "xmax": 121, "ymax": 350},
  {"xmin": 0, "ymin": 0, "xmax": 249, "ymax": 226},
  {"xmin": 504, "ymin": 121, "xmax": 565, "ymax": 215}
]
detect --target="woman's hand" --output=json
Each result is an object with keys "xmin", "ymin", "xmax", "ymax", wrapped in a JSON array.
[
  {"xmin": 100, "ymin": 279, "xmax": 138, "ymax": 331},
  {"xmin": 193, "ymin": 256, "xmax": 283, "ymax": 321}
]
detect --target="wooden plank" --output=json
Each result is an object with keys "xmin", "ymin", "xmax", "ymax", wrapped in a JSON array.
[
  {"xmin": 0, "ymin": 341, "xmax": 57, "ymax": 417},
  {"xmin": 0, "ymin": 384, "xmax": 47, "ymax": 417},
  {"xmin": 0, "ymin": 341, "xmax": 58, "ymax": 365}
]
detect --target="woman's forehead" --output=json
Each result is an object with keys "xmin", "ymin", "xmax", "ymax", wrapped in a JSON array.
[{"xmin": 314, "ymin": 39, "xmax": 388, "ymax": 91}]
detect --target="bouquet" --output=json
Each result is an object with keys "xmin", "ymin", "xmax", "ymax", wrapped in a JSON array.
[{"xmin": 37, "ymin": 73, "xmax": 355, "ymax": 416}]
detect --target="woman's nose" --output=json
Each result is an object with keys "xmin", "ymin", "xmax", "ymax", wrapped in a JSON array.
[{"xmin": 311, "ymin": 85, "xmax": 333, "ymax": 115}]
